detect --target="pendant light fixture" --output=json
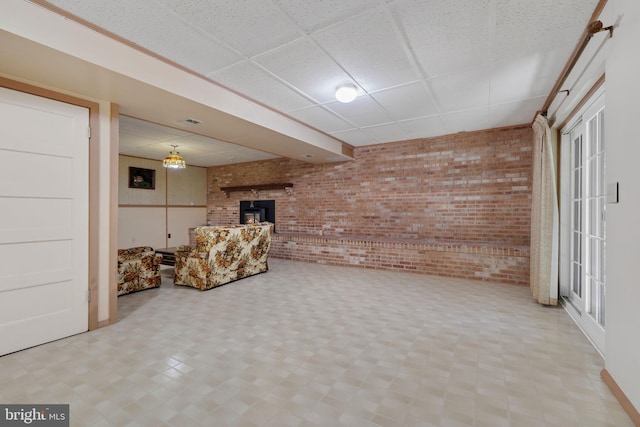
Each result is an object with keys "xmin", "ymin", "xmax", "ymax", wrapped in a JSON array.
[{"xmin": 163, "ymin": 145, "xmax": 186, "ymax": 169}]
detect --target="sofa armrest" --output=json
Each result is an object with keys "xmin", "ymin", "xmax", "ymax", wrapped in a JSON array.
[
  {"xmin": 176, "ymin": 244, "xmax": 192, "ymax": 252},
  {"xmin": 118, "ymin": 246, "xmax": 155, "ymax": 262}
]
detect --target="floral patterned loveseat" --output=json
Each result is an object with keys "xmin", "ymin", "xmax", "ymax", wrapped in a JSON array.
[
  {"xmin": 174, "ymin": 222, "xmax": 273, "ymax": 291},
  {"xmin": 117, "ymin": 246, "xmax": 162, "ymax": 295}
]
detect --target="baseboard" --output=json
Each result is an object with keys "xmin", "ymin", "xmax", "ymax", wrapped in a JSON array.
[
  {"xmin": 97, "ymin": 319, "xmax": 111, "ymax": 329},
  {"xmin": 601, "ymin": 369, "xmax": 640, "ymax": 426}
]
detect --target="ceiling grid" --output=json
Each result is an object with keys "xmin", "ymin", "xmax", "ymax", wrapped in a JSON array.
[{"xmin": 35, "ymin": 0, "xmax": 600, "ymax": 165}]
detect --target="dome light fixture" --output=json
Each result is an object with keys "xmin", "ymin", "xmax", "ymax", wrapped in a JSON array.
[
  {"xmin": 163, "ymin": 144, "xmax": 186, "ymax": 169},
  {"xmin": 335, "ymin": 84, "xmax": 358, "ymax": 103}
]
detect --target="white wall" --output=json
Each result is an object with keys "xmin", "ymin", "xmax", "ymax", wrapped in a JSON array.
[
  {"xmin": 604, "ymin": 0, "xmax": 640, "ymax": 412},
  {"xmin": 167, "ymin": 207, "xmax": 208, "ymax": 247},
  {"xmin": 118, "ymin": 207, "xmax": 166, "ymax": 250},
  {"xmin": 118, "ymin": 207, "xmax": 207, "ymax": 249}
]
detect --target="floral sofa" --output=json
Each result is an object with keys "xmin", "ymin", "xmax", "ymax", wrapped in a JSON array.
[
  {"xmin": 174, "ymin": 222, "xmax": 273, "ymax": 291},
  {"xmin": 117, "ymin": 246, "xmax": 162, "ymax": 295}
]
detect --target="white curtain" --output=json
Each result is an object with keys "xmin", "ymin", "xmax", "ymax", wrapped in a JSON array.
[{"xmin": 530, "ymin": 114, "xmax": 559, "ymax": 305}]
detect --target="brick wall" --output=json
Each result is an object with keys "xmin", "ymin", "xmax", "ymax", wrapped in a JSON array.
[{"xmin": 206, "ymin": 126, "xmax": 533, "ymax": 284}]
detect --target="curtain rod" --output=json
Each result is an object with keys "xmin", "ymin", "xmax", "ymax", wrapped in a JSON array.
[{"xmin": 539, "ymin": 0, "xmax": 610, "ymax": 117}]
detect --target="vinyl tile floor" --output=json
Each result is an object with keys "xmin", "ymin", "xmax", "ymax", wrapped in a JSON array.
[{"xmin": 0, "ymin": 259, "xmax": 633, "ymax": 427}]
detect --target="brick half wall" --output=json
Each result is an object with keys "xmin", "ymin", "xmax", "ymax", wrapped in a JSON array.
[{"xmin": 270, "ymin": 234, "xmax": 529, "ymax": 285}]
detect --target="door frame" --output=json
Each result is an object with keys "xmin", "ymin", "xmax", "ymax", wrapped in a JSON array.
[
  {"xmin": 559, "ymin": 83, "xmax": 606, "ymax": 355},
  {"xmin": 0, "ymin": 76, "xmax": 104, "ymax": 330}
]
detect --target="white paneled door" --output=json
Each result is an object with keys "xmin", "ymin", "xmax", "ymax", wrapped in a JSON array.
[{"xmin": 0, "ymin": 87, "xmax": 89, "ymax": 356}]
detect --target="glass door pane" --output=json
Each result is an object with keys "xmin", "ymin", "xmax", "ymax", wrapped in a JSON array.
[
  {"xmin": 569, "ymin": 132, "xmax": 584, "ymax": 307},
  {"xmin": 585, "ymin": 108, "xmax": 606, "ymax": 327}
]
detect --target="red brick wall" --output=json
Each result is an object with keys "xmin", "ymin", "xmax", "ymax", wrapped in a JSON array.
[{"xmin": 206, "ymin": 126, "xmax": 533, "ymax": 284}]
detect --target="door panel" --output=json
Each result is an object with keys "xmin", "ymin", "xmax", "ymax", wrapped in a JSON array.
[{"xmin": 0, "ymin": 87, "xmax": 88, "ymax": 356}]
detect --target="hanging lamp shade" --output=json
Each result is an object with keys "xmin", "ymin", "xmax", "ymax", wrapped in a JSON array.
[{"xmin": 163, "ymin": 145, "xmax": 186, "ymax": 169}]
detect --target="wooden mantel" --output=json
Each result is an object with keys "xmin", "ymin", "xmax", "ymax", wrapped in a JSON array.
[{"xmin": 220, "ymin": 183, "xmax": 293, "ymax": 198}]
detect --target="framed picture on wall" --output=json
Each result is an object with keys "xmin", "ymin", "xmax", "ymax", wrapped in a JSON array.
[{"xmin": 128, "ymin": 167, "xmax": 155, "ymax": 189}]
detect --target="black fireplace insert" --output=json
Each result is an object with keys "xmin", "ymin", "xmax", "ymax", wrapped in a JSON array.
[{"xmin": 239, "ymin": 200, "xmax": 275, "ymax": 229}]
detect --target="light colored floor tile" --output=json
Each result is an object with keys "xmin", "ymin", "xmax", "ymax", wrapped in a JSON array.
[{"xmin": 0, "ymin": 260, "xmax": 634, "ymax": 426}]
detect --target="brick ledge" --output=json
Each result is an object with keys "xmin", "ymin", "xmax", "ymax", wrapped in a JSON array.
[{"xmin": 272, "ymin": 233, "xmax": 529, "ymax": 257}]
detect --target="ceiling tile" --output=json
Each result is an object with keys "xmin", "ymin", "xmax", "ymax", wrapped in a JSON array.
[
  {"xmin": 165, "ymin": 0, "xmax": 302, "ymax": 57},
  {"xmin": 209, "ymin": 61, "xmax": 315, "ymax": 112},
  {"xmin": 118, "ymin": 136, "xmax": 157, "ymax": 155},
  {"xmin": 47, "ymin": 0, "xmax": 243, "ymax": 73},
  {"xmin": 274, "ymin": 0, "xmax": 380, "ymax": 34},
  {"xmin": 371, "ymin": 82, "xmax": 439, "ymax": 121},
  {"xmin": 441, "ymin": 108, "xmax": 491, "ymax": 134},
  {"xmin": 490, "ymin": 97, "xmax": 545, "ymax": 128},
  {"xmin": 538, "ymin": 43, "xmax": 579, "ymax": 80},
  {"xmin": 312, "ymin": 8, "xmax": 420, "ymax": 92},
  {"xmin": 393, "ymin": 0, "xmax": 492, "ymax": 77},
  {"xmin": 397, "ymin": 115, "xmax": 446, "ymax": 140},
  {"xmin": 288, "ymin": 106, "xmax": 354, "ymax": 133},
  {"xmin": 120, "ymin": 116, "xmax": 189, "ymax": 140},
  {"xmin": 495, "ymin": 0, "xmax": 599, "ymax": 60},
  {"xmin": 129, "ymin": 11, "xmax": 243, "ymax": 75},
  {"xmin": 120, "ymin": 142, "xmax": 192, "ymax": 162},
  {"xmin": 490, "ymin": 54, "xmax": 553, "ymax": 105},
  {"xmin": 254, "ymin": 39, "xmax": 354, "ymax": 104},
  {"xmin": 360, "ymin": 123, "xmax": 411, "ymax": 144},
  {"xmin": 325, "ymin": 96, "xmax": 393, "ymax": 128},
  {"xmin": 194, "ymin": 147, "xmax": 279, "ymax": 167},
  {"xmin": 170, "ymin": 134, "xmax": 242, "ymax": 153},
  {"xmin": 330, "ymin": 128, "xmax": 378, "ymax": 147},
  {"xmin": 428, "ymin": 66, "xmax": 492, "ymax": 113}
]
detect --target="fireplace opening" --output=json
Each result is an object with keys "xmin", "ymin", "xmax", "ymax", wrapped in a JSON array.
[
  {"xmin": 244, "ymin": 209, "xmax": 263, "ymax": 224},
  {"xmin": 240, "ymin": 200, "xmax": 275, "ymax": 230}
]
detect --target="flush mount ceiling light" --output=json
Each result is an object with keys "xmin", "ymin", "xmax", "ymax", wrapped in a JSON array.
[
  {"xmin": 335, "ymin": 84, "xmax": 358, "ymax": 103},
  {"xmin": 163, "ymin": 144, "xmax": 186, "ymax": 169}
]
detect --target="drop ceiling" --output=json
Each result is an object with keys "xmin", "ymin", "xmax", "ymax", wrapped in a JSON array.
[
  {"xmin": 12, "ymin": 0, "xmax": 600, "ymax": 166},
  {"xmin": 119, "ymin": 115, "xmax": 280, "ymax": 167}
]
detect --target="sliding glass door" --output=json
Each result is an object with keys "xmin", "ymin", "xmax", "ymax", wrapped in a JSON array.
[{"xmin": 561, "ymin": 90, "xmax": 606, "ymax": 354}]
